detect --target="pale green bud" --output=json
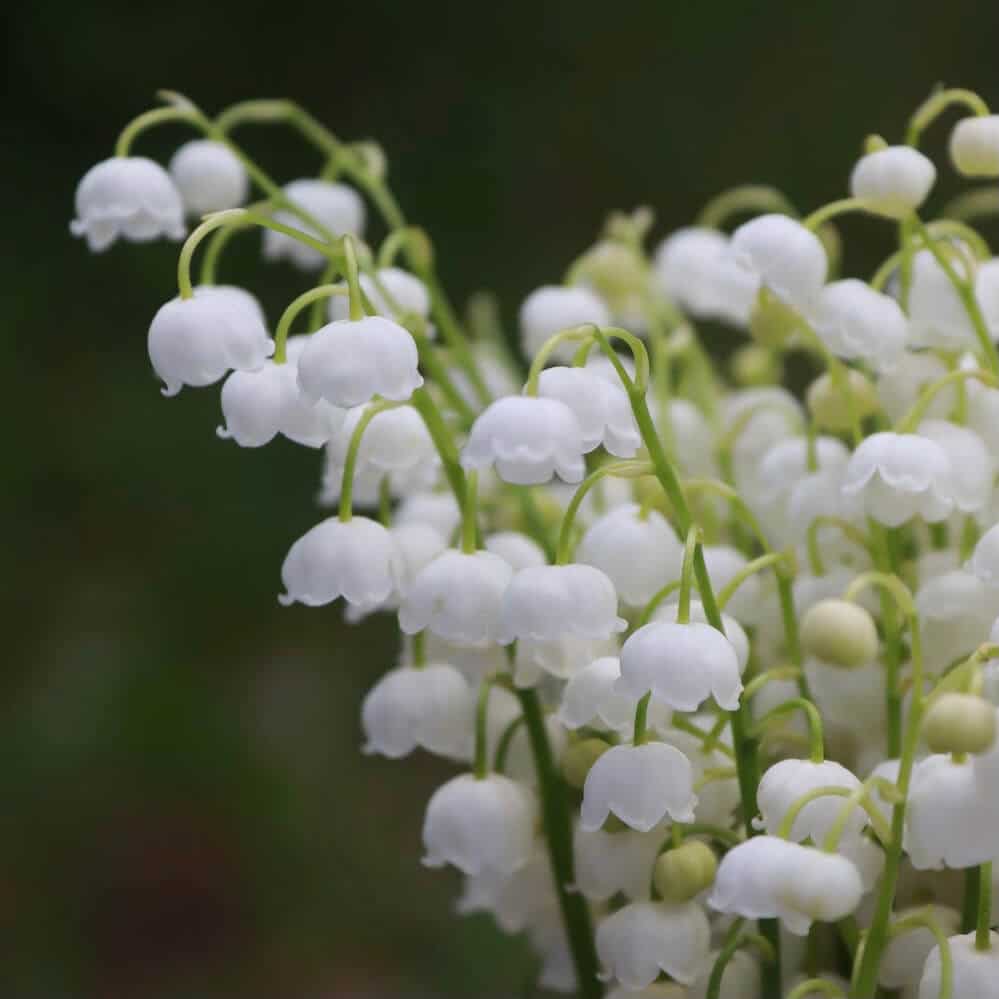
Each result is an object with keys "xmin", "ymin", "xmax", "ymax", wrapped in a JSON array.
[
  {"xmin": 653, "ymin": 840, "xmax": 718, "ymax": 902},
  {"xmin": 730, "ymin": 344, "xmax": 783, "ymax": 387},
  {"xmin": 923, "ymin": 693, "xmax": 997, "ymax": 755},
  {"xmin": 806, "ymin": 369, "xmax": 879, "ymax": 430},
  {"xmin": 800, "ymin": 598, "xmax": 879, "ymax": 668},
  {"xmin": 562, "ymin": 737, "xmax": 611, "ymax": 789}
]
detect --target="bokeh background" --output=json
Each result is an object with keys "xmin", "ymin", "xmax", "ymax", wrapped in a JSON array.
[{"xmin": 7, "ymin": 1, "xmax": 999, "ymax": 994}]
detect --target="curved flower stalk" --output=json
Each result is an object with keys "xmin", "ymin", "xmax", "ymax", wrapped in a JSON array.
[{"xmin": 77, "ymin": 86, "xmax": 999, "ymax": 999}]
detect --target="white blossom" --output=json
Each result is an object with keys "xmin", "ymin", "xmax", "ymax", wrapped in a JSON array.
[
  {"xmin": 519, "ymin": 285, "xmax": 610, "ymax": 361},
  {"xmin": 72, "ymin": 156, "xmax": 185, "ymax": 251},
  {"xmin": 262, "ymin": 179, "xmax": 364, "ymax": 269},
  {"xmin": 168, "ymin": 139, "xmax": 249, "ymax": 215},
  {"xmin": 849, "ymin": 145, "xmax": 936, "ymax": 217}
]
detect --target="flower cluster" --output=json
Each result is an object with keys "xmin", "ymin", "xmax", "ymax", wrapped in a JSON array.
[{"xmin": 76, "ymin": 88, "xmax": 999, "ymax": 998}]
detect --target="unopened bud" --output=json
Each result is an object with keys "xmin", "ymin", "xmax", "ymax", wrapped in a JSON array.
[
  {"xmin": 806, "ymin": 369, "xmax": 879, "ymax": 431},
  {"xmin": 923, "ymin": 693, "xmax": 997, "ymax": 755},
  {"xmin": 800, "ymin": 598, "xmax": 879, "ymax": 668},
  {"xmin": 731, "ymin": 344, "xmax": 783, "ymax": 387},
  {"xmin": 562, "ymin": 738, "xmax": 611, "ymax": 789},
  {"xmin": 653, "ymin": 841, "xmax": 718, "ymax": 902}
]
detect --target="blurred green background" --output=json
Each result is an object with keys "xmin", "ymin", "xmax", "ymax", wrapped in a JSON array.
[{"xmin": 7, "ymin": 1, "xmax": 999, "ymax": 994}]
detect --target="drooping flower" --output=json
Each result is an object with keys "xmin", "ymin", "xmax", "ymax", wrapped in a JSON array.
[
  {"xmin": 147, "ymin": 286, "xmax": 274, "ymax": 396},
  {"xmin": 580, "ymin": 742, "xmax": 697, "ymax": 832},
  {"xmin": 849, "ymin": 145, "xmax": 936, "ymax": 217},
  {"xmin": 498, "ymin": 564, "xmax": 626, "ymax": 644},
  {"xmin": 919, "ymin": 931, "xmax": 999, "ymax": 999},
  {"xmin": 72, "ymin": 156, "xmax": 186, "ymax": 251},
  {"xmin": 168, "ymin": 139, "xmax": 249, "ymax": 215},
  {"xmin": 279, "ymin": 515, "xmax": 401, "ymax": 611},
  {"xmin": 297, "ymin": 316, "xmax": 423, "ymax": 408},
  {"xmin": 422, "ymin": 773, "xmax": 536, "ymax": 877},
  {"xmin": 595, "ymin": 901, "xmax": 711, "ymax": 989},
  {"xmin": 519, "ymin": 285, "xmax": 610, "ymax": 360},
  {"xmin": 461, "ymin": 395, "xmax": 586, "ymax": 485},
  {"xmin": 950, "ymin": 115, "xmax": 999, "ymax": 177}
]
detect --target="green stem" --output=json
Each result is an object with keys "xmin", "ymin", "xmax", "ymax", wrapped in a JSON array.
[
  {"xmin": 803, "ymin": 197, "xmax": 878, "ymax": 231},
  {"xmin": 339, "ymin": 402, "xmax": 399, "ymax": 521},
  {"xmin": 697, "ymin": 185, "xmax": 797, "ymax": 229},
  {"xmin": 907, "ymin": 87, "xmax": 990, "ymax": 146},
  {"xmin": 705, "ymin": 919, "xmax": 747, "ymax": 999},
  {"xmin": 115, "ymin": 105, "xmax": 199, "ymax": 156},
  {"xmin": 677, "ymin": 526, "xmax": 701, "ymax": 624},
  {"xmin": 493, "ymin": 716, "xmax": 526, "ymax": 774},
  {"xmin": 753, "ymin": 698, "xmax": 825, "ymax": 763},
  {"xmin": 409, "ymin": 387, "xmax": 467, "ymax": 516},
  {"xmin": 632, "ymin": 692, "xmax": 652, "ymax": 745},
  {"xmin": 896, "ymin": 367, "xmax": 998, "ymax": 431},
  {"xmin": 716, "ymin": 551, "xmax": 788, "ymax": 611},
  {"xmin": 461, "ymin": 471, "xmax": 479, "ymax": 554},
  {"xmin": 963, "ymin": 865, "xmax": 982, "ymax": 934},
  {"xmin": 787, "ymin": 980, "xmax": 846, "ymax": 999},
  {"xmin": 273, "ymin": 284, "xmax": 348, "ymax": 363},
  {"xmin": 978, "ymin": 862, "xmax": 994, "ymax": 950},
  {"xmin": 515, "ymin": 688, "xmax": 602, "ymax": 999},
  {"xmin": 473, "ymin": 677, "xmax": 499, "ymax": 780}
]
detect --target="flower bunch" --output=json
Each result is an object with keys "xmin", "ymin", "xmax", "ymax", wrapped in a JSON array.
[{"xmin": 75, "ymin": 87, "xmax": 999, "ymax": 998}]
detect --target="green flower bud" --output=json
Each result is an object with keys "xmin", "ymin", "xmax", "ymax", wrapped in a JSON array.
[
  {"xmin": 562, "ymin": 737, "xmax": 611, "ymax": 789},
  {"xmin": 570, "ymin": 241, "xmax": 648, "ymax": 316},
  {"xmin": 806, "ymin": 369, "xmax": 879, "ymax": 431},
  {"xmin": 800, "ymin": 598, "xmax": 879, "ymax": 668},
  {"xmin": 749, "ymin": 286, "xmax": 801, "ymax": 347},
  {"xmin": 730, "ymin": 344, "xmax": 783, "ymax": 387},
  {"xmin": 923, "ymin": 693, "xmax": 998, "ymax": 755},
  {"xmin": 653, "ymin": 840, "xmax": 718, "ymax": 902}
]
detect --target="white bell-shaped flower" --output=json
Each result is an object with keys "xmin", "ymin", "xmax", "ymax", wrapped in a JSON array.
[
  {"xmin": 577, "ymin": 503, "xmax": 682, "ymax": 608},
  {"xmin": 297, "ymin": 316, "xmax": 422, "ymax": 408},
  {"xmin": 386, "ymin": 523, "xmax": 448, "ymax": 605},
  {"xmin": 919, "ymin": 419, "xmax": 993, "ymax": 514},
  {"xmin": 618, "ymin": 620, "xmax": 743, "ymax": 712},
  {"xmin": 708, "ymin": 836, "xmax": 864, "ymax": 935},
  {"xmin": 654, "ymin": 227, "xmax": 758, "ymax": 325},
  {"xmin": 398, "ymin": 549, "xmax": 513, "ymax": 644},
  {"xmin": 756, "ymin": 758, "xmax": 866, "ymax": 843},
  {"xmin": 786, "ymin": 468, "xmax": 866, "ymax": 556},
  {"xmin": 595, "ymin": 900, "xmax": 711, "ymax": 989},
  {"xmin": 498, "ymin": 564, "xmax": 625, "ymax": 644},
  {"xmin": 558, "ymin": 656, "xmax": 670, "ymax": 735},
  {"xmin": 328, "ymin": 267, "xmax": 431, "ymax": 321},
  {"xmin": 905, "ymin": 753, "xmax": 999, "ymax": 869},
  {"xmin": 920, "ymin": 931, "xmax": 999, "ymax": 999},
  {"xmin": 849, "ymin": 145, "xmax": 936, "ymax": 217},
  {"xmin": 168, "ymin": 139, "xmax": 249, "ymax": 215},
  {"xmin": 536, "ymin": 366, "xmax": 640, "ymax": 457},
  {"xmin": 879, "ymin": 904, "xmax": 960, "ymax": 989},
  {"xmin": 909, "ymin": 248, "xmax": 978, "ymax": 350},
  {"xmin": 262, "ymin": 179, "xmax": 365, "ymax": 269},
  {"xmin": 950, "ymin": 115, "xmax": 999, "ymax": 177},
  {"xmin": 395, "ymin": 491, "xmax": 462, "ymax": 541},
  {"xmin": 519, "ymin": 285, "xmax": 611, "ymax": 361},
  {"xmin": 812, "ymin": 279, "xmax": 908, "ymax": 371},
  {"xmin": 572, "ymin": 825, "xmax": 665, "ymax": 902},
  {"xmin": 917, "ymin": 569, "xmax": 997, "ymax": 673},
  {"xmin": 730, "ymin": 214, "xmax": 828, "ymax": 314},
  {"xmin": 148, "ymin": 287, "xmax": 274, "ymax": 396},
  {"xmin": 461, "ymin": 395, "xmax": 586, "ymax": 485},
  {"xmin": 650, "ymin": 599, "xmax": 750, "ymax": 674},
  {"xmin": 421, "ymin": 773, "xmax": 536, "ymax": 877},
  {"xmin": 330, "ymin": 403, "xmax": 439, "ymax": 484},
  {"xmin": 976, "ymin": 259, "xmax": 999, "ymax": 341},
  {"xmin": 580, "ymin": 742, "xmax": 696, "ymax": 832},
  {"xmin": 970, "ymin": 523, "xmax": 999, "ymax": 588},
  {"xmin": 279, "ymin": 515, "xmax": 400, "ymax": 610},
  {"xmin": 724, "ymin": 387, "xmax": 804, "ymax": 491},
  {"xmin": 218, "ymin": 360, "xmax": 344, "ymax": 447},
  {"xmin": 483, "ymin": 531, "xmax": 547, "ymax": 570},
  {"xmin": 71, "ymin": 156, "xmax": 186, "ymax": 251},
  {"xmin": 842, "ymin": 431, "xmax": 954, "ymax": 526},
  {"xmin": 805, "ymin": 657, "xmax": 885, "ymax": 739},
  {"xmin": 688, "ymin": 949, "xmax": 761, "ymax": 999},
  {"xmin": 361, "ymin": 664, "xmax": 471, "ymax": 759}
]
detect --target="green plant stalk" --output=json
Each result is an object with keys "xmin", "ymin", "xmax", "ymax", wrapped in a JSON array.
[
  {"xmin": 515, "ymin": 688, "xmax": 602, "ymax": 999},
  {"xmin": 624, "ymin": 381, "xmax": 781, "ymax": 994}
]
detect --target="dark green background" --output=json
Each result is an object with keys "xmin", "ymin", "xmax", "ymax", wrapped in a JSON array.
[{"xmin": 7, "ymin": 1, "xmax": 999, "ymax": 994}]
